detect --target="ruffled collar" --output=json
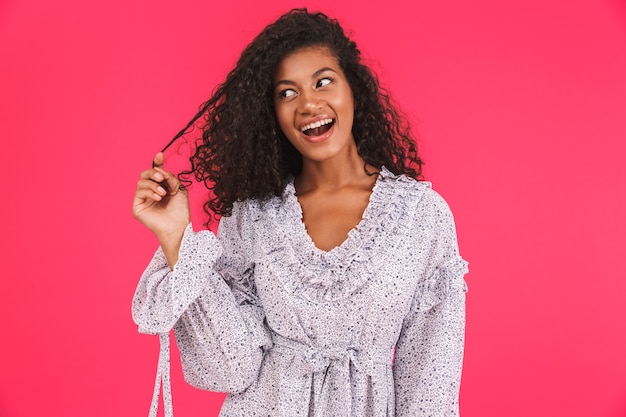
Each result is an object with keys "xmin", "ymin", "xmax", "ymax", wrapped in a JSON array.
[{"xmin": 255, "ymin": 167, "xmax": 431, "ymax": 302}]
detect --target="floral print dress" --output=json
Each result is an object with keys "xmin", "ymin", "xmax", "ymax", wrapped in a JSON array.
[{"xmin": 133, "ymin": 168, "xmax": 468, "ymax": 417}]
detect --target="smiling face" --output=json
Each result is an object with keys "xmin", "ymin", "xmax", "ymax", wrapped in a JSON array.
[{"xmin": 274, "ymin": 46, "xmax": 356, "ymax": 165}]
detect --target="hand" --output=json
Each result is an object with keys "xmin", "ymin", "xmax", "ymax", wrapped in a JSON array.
[{"xmin": 132, "ymin": 152, "xmax": 190, "ymax": 245}]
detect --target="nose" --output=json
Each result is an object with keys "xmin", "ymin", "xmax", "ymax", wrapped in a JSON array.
[{"xmin": 298, "ymin": 89, "xmax": 322, "ymax": 113}]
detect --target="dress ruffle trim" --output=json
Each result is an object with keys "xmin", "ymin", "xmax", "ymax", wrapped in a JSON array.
[
  {"xmin": 254, "ymin": 168, "xmax": 432, "ymax": 302},
  {"xmin": 414, "ymin": 256, "xmax": 469, "ymax": 312}
]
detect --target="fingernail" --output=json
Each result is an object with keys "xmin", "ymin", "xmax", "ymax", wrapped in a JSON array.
[
  {"xmin": 154, "ymin": 173, "xmax": 163, "ymax": 181},
  {"xmin": 157, "ymin": 186, "xmax": 166, "ymax": 195}
]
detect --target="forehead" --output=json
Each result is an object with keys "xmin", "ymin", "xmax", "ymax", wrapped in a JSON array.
[{"xmin": 274, "ymin": 46, "xmax": 341, "ymax": 80}]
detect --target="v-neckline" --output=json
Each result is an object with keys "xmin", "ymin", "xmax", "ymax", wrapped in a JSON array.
[
  {"xmin": 287, "ymin": 171, "xmax": 383, "ymax": 256},
  {"xmin": 261, "ymin": 166, "xmax": 428, "ymax": 302}
]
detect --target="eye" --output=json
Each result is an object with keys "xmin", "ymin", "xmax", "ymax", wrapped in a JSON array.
[
  {"xmin": 316, "ymin": 77, "xmax": 332, "ymax": 88},
  {"xmin": 278, "ymin": 89, "xmax": 297, "ymax": 99}
]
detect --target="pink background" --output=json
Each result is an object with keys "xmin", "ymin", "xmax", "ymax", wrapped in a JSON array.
[{"xmin": 1, "ymin": 0, "xmax": 626, "ymax": 416}]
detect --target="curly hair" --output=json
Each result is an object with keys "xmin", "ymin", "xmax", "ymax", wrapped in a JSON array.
[{"xmin": 177, "ymin": 8, "xmax": 423, "ymax": 221}]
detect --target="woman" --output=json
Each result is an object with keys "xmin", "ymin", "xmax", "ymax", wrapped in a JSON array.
[{"xmin": 132, "ymin": 9, "xmax": 468, "ymax": 417}]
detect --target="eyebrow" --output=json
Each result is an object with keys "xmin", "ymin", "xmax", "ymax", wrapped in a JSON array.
[{"xmin": 274, "ymin": 67, "xmax": 338, "ymax": 88}]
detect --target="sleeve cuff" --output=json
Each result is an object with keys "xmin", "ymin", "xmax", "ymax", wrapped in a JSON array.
[{"xmin": 132, "ymin": 224, "xmax": 223, "ymax": 334}]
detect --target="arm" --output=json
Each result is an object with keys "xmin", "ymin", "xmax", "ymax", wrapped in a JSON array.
[
  {"xmin": 131, "ymin": 154, "xmax": 271, "ymax": 393},
  {"xmin": 132, "ymin": 203, "xmax": 272, "ymax": 393},
  {"xmin": 172, "ymin": 205, "xmax": 272, "ymax": 393},
  {"xmin": 393, "ymin": 193, "xmax": 469, "ymax": 416}
]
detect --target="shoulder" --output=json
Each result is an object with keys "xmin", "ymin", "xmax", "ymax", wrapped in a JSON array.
[
  {"xmin": 378, "ymin": 167, "xmax": 451, "ymax": 211},
  {"xmin": 377, "ymin": 168, "xmax": 458, "ymax": 234},
  {"xmin": 218, "ymin": 184, "xmax": 291, "ymax": 237},
  {"xmin": 217, "ymin": 199, "xmax": 258, "ymax": 240},
  {"xmin": 420, "ymin": 186, "xmax": 455, "ymax": 219}
]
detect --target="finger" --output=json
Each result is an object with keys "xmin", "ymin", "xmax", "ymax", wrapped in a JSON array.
[
  {"xmin": 145, "ymin": 152, "xmax": 179, "ymax": 194},
  {"xmin": 133, "ymin": 187, "xmax": 164, "ymax": 204},
  {"xmin": 152, "ymin": 152, "xmax": 165, "ymax": 169},
  {"xmin": 139, "ymin": 166, "xmax": 170, "ymax": 185},
  {"xmin": 132, "ymin": 191, "xmax": 162, "ymax": 220},
  {"xmin": 139, "ymin": 168, "xmax": 159, "ymax": 181},
  {"xmin": 152, "ymin": 167, "xmax": 181, "ymax": 194},
  {"xmin": 136, "ymin": 179, "xmax": 168, "ymax": 197}
]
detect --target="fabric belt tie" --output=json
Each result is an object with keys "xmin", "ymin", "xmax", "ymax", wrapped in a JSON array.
[
  {"xmin": 271, "ymin": 336, "xmax": 392, "ymax": 416},
  {"xmin": 273, "ymin": 336, "xmax": 391, "ymax": 376},
  {"xmin": 148, "ymin": 333, "xmax": 173, "ymax": 417}
]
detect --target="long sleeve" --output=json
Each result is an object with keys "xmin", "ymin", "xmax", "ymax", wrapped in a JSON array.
[
  {"xmin": 172, "ymin": 206, "xmax": 272, "ymax": 393},
  {"xmin": 132, "ymin": 202, "xmax": 272, "ymax": 395},
  {"xmin": 132, "ymin": 223, "xmax": 223, "ymax": 335},
  {"xmin": 393, "ymin": 193, "xmax": 469, "ymax": 417}
]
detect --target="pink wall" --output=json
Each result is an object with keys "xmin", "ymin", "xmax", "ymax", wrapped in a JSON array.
[{"xmin": 1, "ymin": 0, "xmax": 625, "ymax": 416}]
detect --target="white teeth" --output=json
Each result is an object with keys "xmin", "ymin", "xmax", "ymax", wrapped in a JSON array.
[{"xmin": 301, "ymin": 118, "xmax": 333, "ymax": 132}]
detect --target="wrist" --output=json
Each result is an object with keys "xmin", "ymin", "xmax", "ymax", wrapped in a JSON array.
[
  {"xmin": 155, "ymin": 222, "xmax": 189, "ymax": 243},
  {"xmin": 156, "ymin": 223, "xmax": 189, "ymax": 269}
]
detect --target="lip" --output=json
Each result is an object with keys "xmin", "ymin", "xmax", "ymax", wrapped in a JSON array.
[
  {"xmin": 298, "ymin": 122, "xmax": 334, "ymax": 143},
  {"xmin": 297, "ymin": 114, "xmax": 335, "ymax": 144}
]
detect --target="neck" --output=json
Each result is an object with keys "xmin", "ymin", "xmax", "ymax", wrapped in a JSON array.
[{"xmin": 296, "ymin": 148, "xmax": 376, "ymax": 194}]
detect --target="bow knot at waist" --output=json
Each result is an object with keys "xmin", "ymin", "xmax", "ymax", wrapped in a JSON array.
[{"xmin": 271, "ymin": 335, "xmax": 392, "ymax": 377}]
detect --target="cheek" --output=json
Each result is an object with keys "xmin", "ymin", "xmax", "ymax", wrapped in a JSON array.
[
  {"xmin": 275, "ymin": 110, "xmax": 299, "ymax": 146},
  {"xmin": 336, "ymin": 88, "xmax": 355, "ymax": 115},
  {"xmin": 274, "ymin": 105, "xmax": 290, "ymax": 130},
  {"xmin": 335, "ymin": 97, "xmax": 355, "ymax": 126}
]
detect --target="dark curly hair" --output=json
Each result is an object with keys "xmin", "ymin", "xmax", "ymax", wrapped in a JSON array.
[{"xmin": 174, "ymin": 8, "xmax": 423, "ymax": 221}]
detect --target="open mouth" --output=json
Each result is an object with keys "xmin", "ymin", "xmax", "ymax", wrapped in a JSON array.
[{"xmin": 301, "ymin": 118, "xmax": 335, "ymax": 137}]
